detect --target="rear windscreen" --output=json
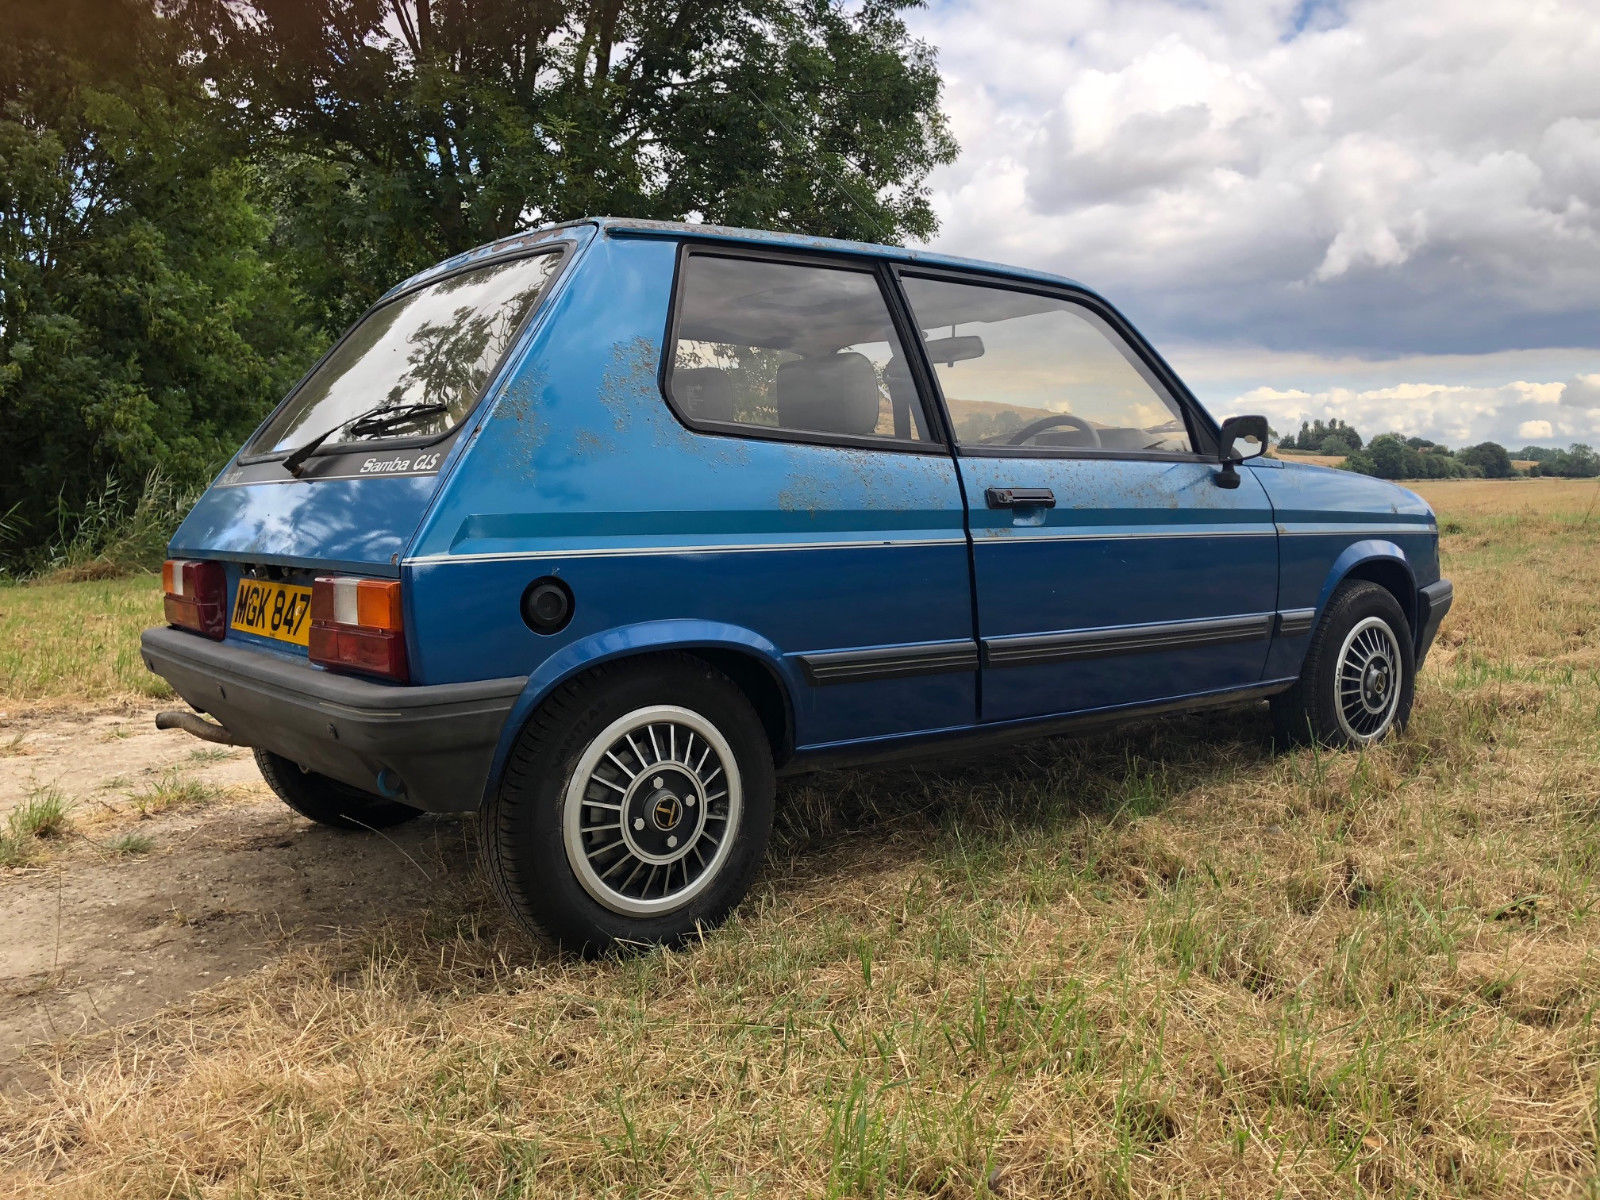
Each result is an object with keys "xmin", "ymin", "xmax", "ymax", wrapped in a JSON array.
[{"xmin": 248, "ymin": 251, "xmax": 563, "ymax": 456}]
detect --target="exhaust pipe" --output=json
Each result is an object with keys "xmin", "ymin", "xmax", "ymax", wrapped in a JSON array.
[{"xmin": 155, "ymin": 710, "xmax": 248, "ymax": 747}]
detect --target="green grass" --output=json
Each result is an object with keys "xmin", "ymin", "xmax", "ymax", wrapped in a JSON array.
[
  {"xmin": 127, "ymin": 771, "xmax": 217, "ymax": 816},
  {"xmin": 0, "ymin": 783, "xmax": 74, "ymax": 866},
  {"xmin": 0, "ymin": 572, "xmax": 169, "ymax": 704},
  {"xmin": 104, "ymin": 832, "xmax": 155, "ymax": 856},
  {"xmin": 8, "ymin": 784, "xmax": 72, "ymax": 839}
]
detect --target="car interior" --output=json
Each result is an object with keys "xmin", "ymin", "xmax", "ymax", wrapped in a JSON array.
[{"xmin": 669, "ymin": 254, "xmax": 1190, "ymax": 453}]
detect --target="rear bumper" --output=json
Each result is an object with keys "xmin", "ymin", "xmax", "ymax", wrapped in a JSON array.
[
  {"xmin": 1416, "ymin": 579, "xmax": 1453, "ymax": 666},
  {"xmin": 140, "ymin": 627, "xmax": 523, "ymax": 812}
]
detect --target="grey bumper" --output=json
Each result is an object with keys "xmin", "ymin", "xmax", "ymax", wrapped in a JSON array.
[
  {"xmin": 140, "ymin": 628, "xmax": 523, "ymax": 812},
  {"xmin": 1416, "ymin": 579, "xmax": 1453, "ymax": 666}
]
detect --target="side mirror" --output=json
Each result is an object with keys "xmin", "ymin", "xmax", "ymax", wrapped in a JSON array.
[{"xmin": 1214, "ymin": 415, "xmax": 1269, "ymax": 489}]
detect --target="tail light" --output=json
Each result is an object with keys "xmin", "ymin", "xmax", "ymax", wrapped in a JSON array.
[
  {"xmin": 162, "ymin": 559, "xmax": 227, "ymax": 639},
  {"xmin": 309, "ymin": 576, "xmax": 408, "ymax": 682}
]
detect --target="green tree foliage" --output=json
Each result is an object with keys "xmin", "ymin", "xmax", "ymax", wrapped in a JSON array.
[
  {"xmin": 1344, "ymin": 433, "xmax": 1472, "ymax": 480},
  {"xmin": 1458, "ymin": 441, "xmax": 1515, "ymax": 478},
  {"xmin": 0, "ymin": 0, "xmax": 316, "ymax": 557},
  {"xmin": 2, "ymin": 0, "xmax": 957, "ymax": 566},
  {"xmin": 187, "ymin": 0, "xmax": 958, "ymax": 330},
  {"xmin": 1280, "ymin": 417, "xmax": 1361, "ymax": 452},
  {"xmin": 1522, "ymin": 443, "xmax": 1600, "ymax": 478}
]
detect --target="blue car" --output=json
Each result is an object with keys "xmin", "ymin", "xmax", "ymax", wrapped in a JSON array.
[{"xmin": 143, "ymin": 218, "xmax": 1453, "ymax": 951}]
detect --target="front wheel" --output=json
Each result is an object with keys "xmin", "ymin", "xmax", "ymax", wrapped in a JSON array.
[
  {"xmin": 1271, "ymin": 580, "xmax": 1415, "ymax": 747},
  {"xmin": 479, "ymin": 655, "xmax": 776, "ymax": 954}
]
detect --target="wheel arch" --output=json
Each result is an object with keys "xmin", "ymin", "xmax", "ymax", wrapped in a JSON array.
[
  {"xmin": 1317, "ymin": 540, "xmax": 1418, "ymax": 633},
  {"xmin": 482, "ymin": 620, "xmax": 799, "ymax": 805}
]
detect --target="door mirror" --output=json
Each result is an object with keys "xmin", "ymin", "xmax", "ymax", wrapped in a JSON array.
[{"xmin": 1218, "ymin": 415, "xmax": 1268, "ymax": 463}]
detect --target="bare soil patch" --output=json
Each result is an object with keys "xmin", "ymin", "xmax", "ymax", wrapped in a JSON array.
[{"xmin": 0, "ymin": 705, "xmax": 473, "ymax": 1082}]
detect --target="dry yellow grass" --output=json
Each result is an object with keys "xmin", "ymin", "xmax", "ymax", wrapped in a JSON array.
[
  {"xmin": 1275, "ymin": 451, "xmax": 1348, "ymax": 467},
  {"xmin": 3, "ymin": 478, "xmax": 1600, "ymax": 1198},
  {"xmin": 0, "ymin": 573, "xmax": 171, "ymax": 707}
]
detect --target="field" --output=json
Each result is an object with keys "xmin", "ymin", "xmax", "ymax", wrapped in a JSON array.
[
  {"xmin": 0, "ymin": 573, "xmax": 170, "ymax": 705},
  {"xmin": 2, "ymin": 477, "xmax": 1600, "ymax": 1198}
]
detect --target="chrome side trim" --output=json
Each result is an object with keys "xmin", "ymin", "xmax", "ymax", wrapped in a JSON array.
[
  {"xmin": 984, "ymin": 613, "xmax": 1275, "ymax": 669},
  {"xmin": 1274, "ymin": 523, "xmax": 1433, "ymax": 537},
  {"xmin": 407, "ymin": 537, "xmax": 970, "ymax": 566},
  {"xmin": 974, "ymin": 527, "xmax": 1274, "ymax": 543},
  {"xmin": 1276, "ymin": 608, "xmax": 1317, "ymax": 637},
  {"xmin": 797, "ymin": 640, "xmax": 980, "ymax": 686},
  {"xmin": 404, "ymin": 522, "xmax": 1430, "ymax": 567}
]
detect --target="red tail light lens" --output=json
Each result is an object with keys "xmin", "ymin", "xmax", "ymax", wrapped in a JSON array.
[
  {"xmin": 309, "ymin": 576, "xmax": 408, "ymax": 682},
  {"xmin": 162, "ymin": 559, "xmax": 227, "ymax": 639}
]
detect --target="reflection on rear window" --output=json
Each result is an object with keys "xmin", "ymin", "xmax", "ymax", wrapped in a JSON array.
[{"xmin": 250, "ymin": 252, "xmax": 562, "ymax": 455}]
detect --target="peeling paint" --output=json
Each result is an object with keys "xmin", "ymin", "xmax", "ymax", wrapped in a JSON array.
[
  {"xmin": 489, "ymin": 365, "xmax": 552, "ymax": 481},
  {"xmin": 596, "ymin": 335, "xmax": 668, "ymax": 437}
]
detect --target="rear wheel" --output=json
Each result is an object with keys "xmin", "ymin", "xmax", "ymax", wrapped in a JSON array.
[
  {"xmin": 1271, "ymin": 580, "xmax": 1415, "ymax": 747},
  {"xmin": 254, "ymin": 748, "xmax": 423, "ymax": 831},
  {"xmin": 479, "ymin": 655, "xmax": 775, "ymax": 954}
]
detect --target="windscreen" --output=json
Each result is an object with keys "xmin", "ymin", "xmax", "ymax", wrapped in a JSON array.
[{"xmin": 249, "ymin": 251, "xmax": 562, "ymax": 456}]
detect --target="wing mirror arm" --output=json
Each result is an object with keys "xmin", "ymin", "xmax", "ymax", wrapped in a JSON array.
[{"xmin": 1213, "ymin": 415, "xmax": 1269, "ymax": 489}]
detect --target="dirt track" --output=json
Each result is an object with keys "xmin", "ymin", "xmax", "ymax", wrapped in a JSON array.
[{"xmin": 0, "ymin": 705, "xmax": 476, "ymax": 1079}]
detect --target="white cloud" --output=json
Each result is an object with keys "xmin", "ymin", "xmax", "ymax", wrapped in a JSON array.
[
  {"xmin": 1237, "ymin": 379, "xmax": 1600, "ymax": 449},
  {"xmin": 906, "ymin": 0, "xmax": 1600, "ymax": 444}
]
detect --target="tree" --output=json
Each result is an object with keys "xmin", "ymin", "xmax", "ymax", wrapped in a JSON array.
[
  {"xmin": 185, "ymin": 0, "xmax": 959, "ymax": 329},
  {"xmin": 1361, "ymin": 434, "xmax": 1413, "ymax": 480},
  {"xmin": 1546, "ymin": 444, "xmax": 1600, "ymax": 478},
  {"xmin": 1319, "ymin": 431, "xmax": 1358, "ymax": 455},
  {"xmin": 1344, "ymin": 432, "xmax": 1475, "ymax": 481},
  {"xmin": 1458, "ymin": 441, "xmax": 1514, "ymax": 478},
  {"xmin": 0, "ymin": 0, "xmax": 316, "ymax": 555}
]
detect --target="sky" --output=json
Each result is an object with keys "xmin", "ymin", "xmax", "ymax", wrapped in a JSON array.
[{"xmin": 902, "ymin": 0, "xmax": 1600, "ymax": 448}]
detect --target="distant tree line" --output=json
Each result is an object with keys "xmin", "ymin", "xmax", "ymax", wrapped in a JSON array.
[
  {"xmin": 1277, "ymin": 418, "xmax": 1363, "ymax": 455},
  {"xmin": 1275, "ymin": 424, "xmax": 1600, "ymax": 481},
  {"xmin": 1512, "ymin": 443, "xmax": 1600, "ymax": 478},
  {"xmin": 0, "ymin": 0, "xmax": 957, "ymax": 568}
]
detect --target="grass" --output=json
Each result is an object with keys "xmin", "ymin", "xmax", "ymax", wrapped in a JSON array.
[
  {"xmin": 2, "ymin": 477, "xmax": 1600, "ymax": 1197},
  {"xmin": 0, "ymin": 571, "xmax": 170, "ymax": 704},
  {"xmin": 127, "ymin": 771, "xmax": 218, "ymax": 816},
  {"xmin": 104, "ymin": 832, "xmax": 155, "ymax": 857},
  {"xmin": 2, "ymin": 469, "xmax": 197, "ymax": 584},
  {"xmin": 0, "ymin": 784, "xmax": 74, "ymax": 866}
]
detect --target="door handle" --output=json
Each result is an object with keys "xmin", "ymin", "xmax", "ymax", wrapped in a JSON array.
[{"xmin": 985, "ymin": 487, "xmax": 1056, "ymax": 509}]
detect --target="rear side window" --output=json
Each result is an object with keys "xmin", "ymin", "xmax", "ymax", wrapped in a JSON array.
[
  {"xmin": 899, "ymin": 276, "xmax": 1194, "ymax": 455},
  {"xmin": 666, "ymin": 254, "xmax": 934, "ymax": 446},
  {"xmin": 249, "ymin": 251, "xmax": 563, "ymax": 456}
]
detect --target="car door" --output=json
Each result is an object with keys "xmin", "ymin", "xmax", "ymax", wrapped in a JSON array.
[
  {"xmin": 896, "ymin": 271, "xmax": 1280, "ymax": 724},
  {"xmin": 656, "ymin": 247, "xmax": 978, "ymax": 746}
]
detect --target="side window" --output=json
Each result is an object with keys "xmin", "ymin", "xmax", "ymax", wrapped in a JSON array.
[
  {"xmin": 667, "ymin": 254, "xmax": 933, "ymax": 444},
  {"xmin": 899, "ymin": 276, "xmax": 1194, "ymax": 455}
]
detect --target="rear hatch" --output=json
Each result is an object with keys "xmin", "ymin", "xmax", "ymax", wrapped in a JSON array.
[{"xmin": 167, "ymin": 239, "xmax": 575, "ymax": 657}]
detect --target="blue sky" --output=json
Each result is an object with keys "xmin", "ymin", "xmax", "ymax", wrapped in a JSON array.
[{"xmin": 904, "ymin": 0, "xmax": 1600, "ymax": 447}]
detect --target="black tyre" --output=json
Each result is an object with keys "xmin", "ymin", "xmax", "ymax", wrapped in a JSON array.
[
  {"xmin": 254, "ymin": 748, "xmax": 423, "ymax": 831},
  {"xmin": 480, "ymin": 654, "xmax": 776, "ymax": 954},
  {"xmin": 1271, "ymin": 580, "xmax": 1415, "ymax": 748}
]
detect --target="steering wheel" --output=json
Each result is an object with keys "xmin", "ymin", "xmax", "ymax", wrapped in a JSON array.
[{"xmin": 1002, "ymin": 413, "xmax": 1101, "ymax": 448}]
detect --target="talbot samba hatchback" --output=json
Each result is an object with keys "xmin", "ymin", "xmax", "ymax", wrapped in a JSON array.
[{"xmin": 143, "ymin": 217, "xmax": 1453, "ymax": 952}]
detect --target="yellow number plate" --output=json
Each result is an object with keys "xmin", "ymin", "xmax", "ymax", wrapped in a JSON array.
[{"xmin": 231, "ymin": 579, "xmax": 314, "ymax": 646}]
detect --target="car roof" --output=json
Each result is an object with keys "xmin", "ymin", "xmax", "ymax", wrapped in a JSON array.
[{"xmin": 390, "ymin": 216, "xmax": 1090, "ymax": 299}]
